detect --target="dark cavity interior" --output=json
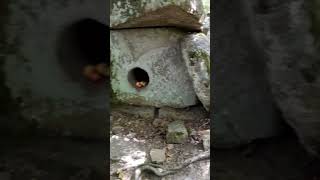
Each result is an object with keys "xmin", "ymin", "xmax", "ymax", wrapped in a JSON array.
[
  {"xmin": 57, "ymin": 18, "xmax": 109, "ymax": 89},
  {"xmin": 128, "ymin": 67, "xmax": 150, "ymax": 89}
]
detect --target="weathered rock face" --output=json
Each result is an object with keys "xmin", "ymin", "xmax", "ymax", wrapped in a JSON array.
[
  {"xmin": 181, "ymin": 33, "xmax": 210, "ymax": 111},
  {"xmin": 110, "ymin": 28, "xmax": 198, "ymax": 108},
  {"xmin": 202, "ymin": 15, "xmax": 210, "ymax": 37},
  {"xmin": 244, "ymin": 0, "xmax": 320, "ymax": 156},
  {"xmin": 215, "ymin": 0, "xmax": 320, "ymax": 156},
  {"xmin": 110, "ymin": 0, "xmax": 205, "ymax": 31},
  {"xmin": 213, "ymin": 0, "xmax": 284, "ymax": 147},
  {"xmin": 0, "ymin": 0, "xmax": 108, "ymax": 137}
]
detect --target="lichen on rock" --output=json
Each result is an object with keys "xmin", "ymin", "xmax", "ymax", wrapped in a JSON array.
[
  {"xmin": 110, "ymin": 0, "xmax": 205, "ymax": 30},
  {"xmin": 181, "ymin": 33, "xmax": 210, "ymax": 111}
]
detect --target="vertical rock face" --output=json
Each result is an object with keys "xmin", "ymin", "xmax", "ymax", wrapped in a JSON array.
[
  {"xmin": 245, "ymin": 0, "xmax": 320, "ymax": 156},
  {"xmin": 110, "ymin": 28, "xmax": 198, "ymax": 108},
  {"xmin": 181, "ymin": 33, "xmax": 210, "ymax": 111},
  {"xmin": 110, "ymin": 0, "xmax": 205, "ymax": 30},
  {"xmin": 213, "ymin": 0, "xmax": 284, "ymax": 147}
]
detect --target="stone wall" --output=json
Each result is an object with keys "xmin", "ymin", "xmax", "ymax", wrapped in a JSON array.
[{"xmin": 110, "ymin": 0, "xmax": 210, "ymax": 119}]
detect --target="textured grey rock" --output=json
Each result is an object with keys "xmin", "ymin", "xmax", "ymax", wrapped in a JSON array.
[
  {"xmin": 110, "ymin": 0, "xmax": 205, "ymax": 30},
  {"xmin": 150, "ymin": 148, "xmax": 166, "ymax": 163},
  {"xmin": 111, "ymin": 28, "xmax": 197, "ymax": 108},
  {"xmin": 181, "ymin": 33, "xmax": 210, "ymax": 111},
  {"xmin": 166, "ymin": 120, "xmax": 188, "ymax": 144},
  {"xmin": 213, "ymin": 0, "xmax": 284, "ymax": 148},
  {"xmin": 202, "ymin": 15, "xmax": 210, "ymax": 36},
  {"xmin": 199, "ymin": 130, "xmax": 210, "ymax": 151},
  {"xmin": 244, "ymin": 0, "xmax": 320, "ymax": 156}
]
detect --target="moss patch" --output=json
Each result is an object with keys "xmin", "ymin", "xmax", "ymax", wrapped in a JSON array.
[{"xmin": 188, "ymin": 50, "xmax": 210, "ymax": 74}]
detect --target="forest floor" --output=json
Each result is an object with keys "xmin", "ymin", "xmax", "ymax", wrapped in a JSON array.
[{"xmin": 0, "ymin": 113, "xmax": 319, "ymax": 180}]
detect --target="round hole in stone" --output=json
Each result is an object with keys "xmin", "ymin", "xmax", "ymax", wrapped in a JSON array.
[
  {"xmin": 56, "ymin": 18, "xmax": 109, "ymax": 89},
  {"xmin": 128, "ymin": 67, "xmax": 150, "ymax": 89}
]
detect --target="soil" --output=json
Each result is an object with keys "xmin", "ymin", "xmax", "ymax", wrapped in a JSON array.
[{"xmin": 0, "ymin": 112, "xmax": 319, "ymax": 180}]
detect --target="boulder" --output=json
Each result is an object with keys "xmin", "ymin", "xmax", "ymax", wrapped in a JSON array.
[
  {"xmin": 110, "ymin": 0, "xmax": 205, "ymax": 31},
  {"xmin": 213, "ymin": 0, "xmax": 284, "ymax": 148},
  {"xmin": 110, "ymin": 28, "xmax": 197, "ymax": 108},
  {"xmin": 245, "ymin": 0, "xmax": 320, "ymax": 156},
  {"xmin": 181, "ymin": 33, "xmax": 210, "ymax": 111}
]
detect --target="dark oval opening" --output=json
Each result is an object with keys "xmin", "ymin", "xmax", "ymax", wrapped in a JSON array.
[
  {"xmin": 56, "ymin": 18, "xmax": 109, "ymax": 89},
  {"xmin": 128, "ymin": 67, "xmax": 150, "ymax": 89}
]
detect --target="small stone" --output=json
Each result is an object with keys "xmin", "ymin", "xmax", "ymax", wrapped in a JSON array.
[
  {"xmin": 166, "ymin": 120, "xmax": 188, "ymax": 144},
  {"xmin": 111, "ymin": 126, "xmax": 123, "ymax": 134},
  {"xmin": 150, "ymin": 149, "xmax": 166, "ymax": 163},
  {"xmin": 199, "ymin": 130, "xmax": 210, "ymax": 151},
  {"xmin": 167, "ymin": 144, "xmax": 174, "ymax": 150}
]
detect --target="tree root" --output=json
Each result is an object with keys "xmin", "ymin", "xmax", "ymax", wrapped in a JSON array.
[{"xmin": 133, "ymin": 151, "xmax": 210, "ymax": 180}]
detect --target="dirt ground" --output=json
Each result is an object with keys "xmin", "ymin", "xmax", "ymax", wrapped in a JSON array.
[
  {"xmin": 110, "ymin": 111, "xmax": 210, "ymax": 180},
  {"xmin": 0, "ymin": 113, "xmax": 319, "ymax": 180}
]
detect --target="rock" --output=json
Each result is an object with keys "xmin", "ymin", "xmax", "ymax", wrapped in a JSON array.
[
  {"xmin": 202, "ymin": 14, "xmax": 210, "ymax": 36},
  {"xmin": 244, "ymin": 0, "xmax": 320, "ymax": 156},
  {"xmin": 111, "ymin": 28, "xmax": 197, "ymax": 108},
  {"xmin": 150, "ymin": 148, "xmax": 166, "ymax": 163},
  {"xmin": 167, "ymin": 144, "xmax": 174, "ymax": 150},
  {"xmin": 126, "ymin": 133, "xmax": 136, "ymax": 139},
  {"xmin": 199, "ymin": 130, "xmax": 210, "ymax": 151},
  {"xmin": 181, "ymin": 33, "xmax": 210, "ymax": 111},
  {"xmin": 110, "ymin": 0, "xmax": 205, "ymax": 31},
  {"xmin": 166, "ymin": 120, "xmax": 188, "ymax": 144},
  {"xmin": 159, "ymin": 106, "xmax": 208, "ymax": 121},
  {"xmin": 212, "ymin": 0, "xmax": 284, "ymax": 148}
]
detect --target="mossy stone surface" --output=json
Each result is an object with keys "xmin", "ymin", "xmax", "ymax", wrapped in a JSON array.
[{"xmin": 166, "ymin": 120, "xmax": 188, "ymax": 144}]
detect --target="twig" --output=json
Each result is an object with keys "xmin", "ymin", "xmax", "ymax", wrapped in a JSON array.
[{"xmin": 133, "ymin": 151, "xmax": 210, "ymax": 180}]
